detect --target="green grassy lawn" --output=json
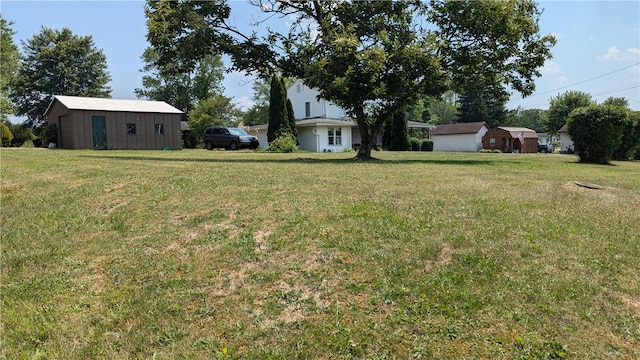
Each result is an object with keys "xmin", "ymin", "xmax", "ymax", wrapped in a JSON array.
[{"xmin": 2, "ymin": 148, "xmax": 639, "ymax": 359}]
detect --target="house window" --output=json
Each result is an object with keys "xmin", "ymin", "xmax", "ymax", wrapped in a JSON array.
[
  {"xmin": 297, "ymin": 84, "xmax": 301, "ymax": 93},
  {"xmin": 305, "ymin": 102, "xmax": 311, "ymax": 118},
  {"xmin": 155, "ymin": 124, "xmax": 164, "ymax": 135},
  {"xmin": 489, "ymin": 137, "xmax": 496, "ymax": 147},
  {"xmin": 328, "ymin": 127, "xmax": 342, "ymax": 146},
  {"xmin": 127, "ymin": 123, "xmax": 137, "ymax": 135}
]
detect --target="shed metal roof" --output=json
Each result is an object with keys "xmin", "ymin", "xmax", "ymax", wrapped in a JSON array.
[
  {"xmin": 47, "ymin": 95, "xmax": 183, "ymax": 114},
  {"xmin": 496, "ymin": 127, "xmax": 538, "ymax": 139}
]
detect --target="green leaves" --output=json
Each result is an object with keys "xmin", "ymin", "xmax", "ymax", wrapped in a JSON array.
[
  {"xmin": 567, "ymin": 104, "xmax": 629, "ymax": 164},
  {"xmin": 11, "ymin": 27, "xmax": 111, "ymax": 128}
]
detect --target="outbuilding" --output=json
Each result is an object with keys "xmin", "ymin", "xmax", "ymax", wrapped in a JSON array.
[
  {"xmin": 482, "ymin": 127, "xmax": 538, "ymax": 153},
  {"xmin": 432, "ymin": 121, "xmax": 489, "ymax": 152},
  {"xmin": 558, "ymin": 123, "xmax": 574, "ymax": 153},
  {"xmin": 45, "ymin": 95, "xmax": 183, "ymax": 150}
]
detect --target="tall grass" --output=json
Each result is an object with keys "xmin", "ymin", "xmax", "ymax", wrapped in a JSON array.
[{"xmin": 2, "ymin": 148, "xmax": 639, "ymax": 358}]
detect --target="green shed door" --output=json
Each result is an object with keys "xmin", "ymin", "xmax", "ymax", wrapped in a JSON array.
[{"xmin": 92, "ymin": 116, "xmax": 106, "ymax": 150}]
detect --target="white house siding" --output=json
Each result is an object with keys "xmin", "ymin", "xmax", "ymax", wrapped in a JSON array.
[
  {"xmin": 288, "ymin": 80, "xmax": 347, "ymax": 119},
  {"xmin": 315, "ymin": 126, "xmax": 352, "ymax": 152},
  {"xmin": 560, "ymin": 133, "xmax": 574, "ymax": 153},
  {"xmin": 297, "ymin": 127, "xmax": 318, "ymax": 152}
]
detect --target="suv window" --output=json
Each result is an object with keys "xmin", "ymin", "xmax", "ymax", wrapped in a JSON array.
[{"xmin": 212, "ymin": 128, "xmax": 223, "ymax": 135}]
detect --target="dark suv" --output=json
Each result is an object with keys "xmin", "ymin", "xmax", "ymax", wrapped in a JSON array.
[{"xmin": 203, "ymin": 126, "xmax": 259, "ymax": 150}]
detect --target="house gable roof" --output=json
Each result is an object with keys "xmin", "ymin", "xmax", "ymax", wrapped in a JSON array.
[
  {"xmin": 46, "ymin": 95, "xmax": 183, "ymax": 115},
  {"xmin": 558, "ymin": 123, "xmax": 569, "ymax": 133},
  {"xmin": 433, "ymin": 121, "xmax": 488, "ymax": 135}
]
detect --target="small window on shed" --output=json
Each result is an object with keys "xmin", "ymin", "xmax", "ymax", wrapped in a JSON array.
[
  {"xmin": 155, "ymin": 124, "xmax": 164, "ymax": 135},
  {"xmin": 489, "ymin": 137, "xmax": 496, "ymax": 147},
  {"xmin": 127, "ymin": 123, "xmax": 137, "ymax": 135}
]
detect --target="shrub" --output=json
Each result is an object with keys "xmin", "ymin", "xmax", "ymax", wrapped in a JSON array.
[
  {"xmin": 612, "ymin": 111, "xmax": 640, "ymax": 161},
  {"xmin": 267, "ymin": 134, "xmax": 298, "ymax": 153},
  {"xmin": 479, "ymin": 148, "xmax": 502, "ymax": 153},
  {"xmin": 421, "ymin": 139, "xmax": 434, "ymax": 152},
  {"xmin": 1, "ymin": 123, "xmax": 13, "ymax": 147},
  {"xmin": 409, "ymin": 137, "xmax": 421, "ymax": 151},
  {"xmin": 39, "ymin": 123, "xmax": 58, "ymax": 147},
  {"xmin": 567, "ymin": 105, "xmax": 628, "ymax": 164},
  {"xmin": 10, "ymin": 124, "xmax": 35, "ymax": 147}
]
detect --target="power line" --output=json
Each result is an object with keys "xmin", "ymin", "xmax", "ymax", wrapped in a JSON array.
[
  {"xmin": 591, "ymin": 84, "xmax": 640, "ymax": 97},
  {"xmin": 514, "ymin": 62, "xmax": 640, "ymax": 99}
]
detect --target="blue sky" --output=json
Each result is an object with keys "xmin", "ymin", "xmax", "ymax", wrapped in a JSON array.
[{"xmin": 2, "ymin": 0, "xmax": 639, "ymax": 112}]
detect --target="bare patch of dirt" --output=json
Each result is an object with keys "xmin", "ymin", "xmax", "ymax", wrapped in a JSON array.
[
  {"xmin": 254, "ymin": 226, "xmax": 272, "ymax": 253},
  {"xmin": 425, "ymin": 243, "xmax": 453, "ymax": 271}
]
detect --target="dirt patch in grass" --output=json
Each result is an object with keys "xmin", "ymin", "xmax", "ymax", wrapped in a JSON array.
[
  {"xmin": 254, "ymin": 226, "xmax": 273, "ymax": 253},
  {"xmin": 425, "ymin": 243, "xmax": 454, "ymax": 271}
]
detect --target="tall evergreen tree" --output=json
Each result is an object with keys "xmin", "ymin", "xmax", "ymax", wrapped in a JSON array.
[
  {"xmin": 457, "ymin": 89, "xmax": 507, "ymax": 127},
  {"xmin": 457, "ymin": 91, "xmax": 489, "ymax": 124},
  {"xmin": 286, "ymin": 98, "xmax": 297, "ymax": 139},
  {"xmin": 389, "ymin": 107, "xmax": 410, "ymax": 151},
  {"xmin": 11, "ymin": 27, "xmax": 111, "ymax": 129},
  {"xmin": 267, "ymin": 75, "xmax": 288, "ymax": 142}
]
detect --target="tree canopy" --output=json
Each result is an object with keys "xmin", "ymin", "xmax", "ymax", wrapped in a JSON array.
[
  {"xmin": 1, "ymin": 16, "xmax": 20, "ymax": 122},
  {"xmin": 146, "ymin": 0, "xmax": 556, "ymax": 158},
  {"xmin": 10, "ymin": 27, "xmax": 111, "ymax": 129},
  {"xmin": 136, "ymin": 48, "xmax": 225, "ymax": 121},
  {"xmin": 545, "ymin": 91, "xmax": 593, "ymax": 134}
]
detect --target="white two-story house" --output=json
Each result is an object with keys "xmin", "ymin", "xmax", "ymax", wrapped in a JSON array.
[{"xmin": 249, "ymin": 79, "xmax": 434, "ymax": 152}]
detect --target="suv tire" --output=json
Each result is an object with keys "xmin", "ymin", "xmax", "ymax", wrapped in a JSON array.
[
  {"xmin": 206, "ymin": 141, "xmax": 213, "ymax": 150},
  {"xmin": 228, "ymin": 141, "xmax": 238, "ymax": 150}
]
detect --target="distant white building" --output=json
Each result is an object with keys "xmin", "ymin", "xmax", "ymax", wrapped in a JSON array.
[
  {"xmin": 431, "ymin": 122, "xmax": 489, "ymax": 152},
  {"xmin": 558, "ymin": 123, "xmax": 574, "ymax": 153}
]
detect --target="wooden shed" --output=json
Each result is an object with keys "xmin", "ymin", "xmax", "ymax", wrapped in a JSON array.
[
  {"xmin": 45, "ymin": 95, "xmax": 183, "ymax": 150},
  {"xmin": 482, "ymin": 127, "xmax": 538, "ymax": 153}
]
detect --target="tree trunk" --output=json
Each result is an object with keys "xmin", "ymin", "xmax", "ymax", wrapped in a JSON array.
[{"xmin": 354, "ymin": 110, "xmax": 384, "ymax": 159}]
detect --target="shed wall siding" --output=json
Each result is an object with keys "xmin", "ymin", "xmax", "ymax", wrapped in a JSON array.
[{"xmin": 433, "ymin": 134, "xmax": 478, "ymax": 152}]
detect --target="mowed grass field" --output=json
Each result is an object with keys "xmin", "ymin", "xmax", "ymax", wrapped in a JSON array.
[{"xmin": 1, "ymin": 148, "xmax": 639, "ymax": 359}]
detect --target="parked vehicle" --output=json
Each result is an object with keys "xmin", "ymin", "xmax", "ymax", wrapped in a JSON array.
[
  {"xmin": 204, "ymin": 126, "xmax": 259, "ymax": 150},
  {"xmin": 538, "ymin": 142, "xmax": 551, "ymax": 153}
]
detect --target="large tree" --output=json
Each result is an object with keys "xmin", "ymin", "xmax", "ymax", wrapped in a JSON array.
[
  {"xmin": 135, "ymin": 47, "xmax": 225, "ymax": 120},
  {"xmin": 11, "ymin": 27, "xmax": 111, "ymax": 129},
  {"xmin": 426, "ymin": 92, "xmax": 459, "ymax": 125},
  {"xmin": 187, "ymin": 94, "xmax": 240, "ymax": 137},
  {"xmin": 505, "ymin": 107, "xmax": 547, "ymax": 132},
  {"xmin": 146, "ymin": 0, "xmax": 555, "ymax": 158},
  {"xmin": 1, "ymin": 16, "xmax": 20, "ymax": 122},
  {"xmin": 545, "ymin": 90, "xmax": 593, "ymax": 134}
]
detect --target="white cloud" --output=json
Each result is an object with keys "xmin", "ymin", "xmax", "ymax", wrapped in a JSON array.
[
  {"xmin": 541, "ymin": 60, "xmax": 563, "ymax": 75},
  {"xmin": 597, "ymin": 46, "xmax": 640, "ymax": 62},
  {"xmin": 552, "ymin": 76, "xmax": 568, "ymax": 86},
  {"xmin": 235, "ymin": 96, "xmax": 255, "ymax": 111}
]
